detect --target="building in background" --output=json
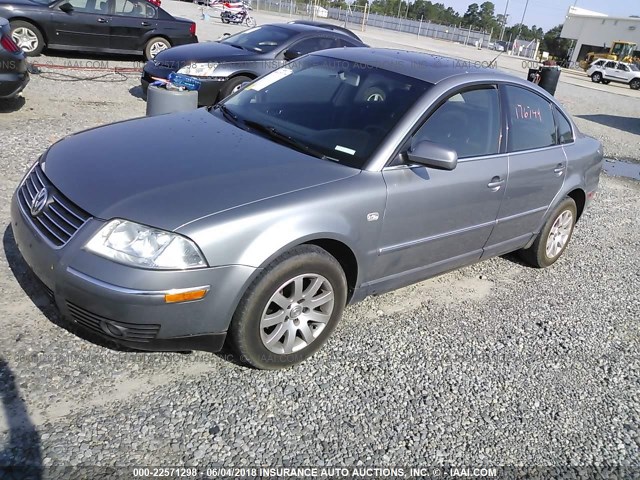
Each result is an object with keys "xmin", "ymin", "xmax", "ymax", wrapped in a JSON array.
[{"xmin": 561, "ymin": 6, "xmax": 640, "ymax": 64}]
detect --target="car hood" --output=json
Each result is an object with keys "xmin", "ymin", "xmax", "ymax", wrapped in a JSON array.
[
  {"xmin": 41, "ymin": 109, "xmax": 358, "ymax": 231},
  {"xmin": 154, "ymin": 42, "xmax": 263, "ymax": 65}
]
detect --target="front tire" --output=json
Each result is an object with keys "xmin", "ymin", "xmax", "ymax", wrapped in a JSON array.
[
  {"xmin": 591, "ymin": 72, "xmax": 602, "ymax": 83},
  {"xmin": 10, "ymin": 21, "xmax": 44, "ymax": 56},
  {"xmin": 630, "ymin": 79, "xmax": 640, "ymax": 90},
  {"xmin": 519, "ymin": 197, "xmax": 577, "ymax": 268},
  {"xmin": 144, "ymin": 37, "xmax": 170, "ymax": 60},
  {"xmin": 229, "ymin": 245, "xmax": 347, "ymax": 369},
  {"xmin": 245, "ymin": 16, "xmax": 257, "ymax": 27},
  {"xmin": 219, "ymin": 75, "xmax": 251, "ymax": 99}
]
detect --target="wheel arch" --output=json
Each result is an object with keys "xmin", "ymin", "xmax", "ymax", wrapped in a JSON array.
[
  {"xmin": 567, "ymin": 187, "xmax": 586, "ymax": 221},
  {"xmin": 8, "ymin": 17, "xmax": 48, "ymax": 44},
  {"xmin": 141, "ymin": 33, "xmax": 172, "ymax": 51}
]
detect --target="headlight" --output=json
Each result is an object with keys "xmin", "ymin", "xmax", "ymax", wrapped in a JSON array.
[
  {"xmin": 85, "ymin": 219, "xmax": 207, "ymax": 270},
  {"xmin": 177, "ymin": 62, "xmax": 219, "ymax": 77}
]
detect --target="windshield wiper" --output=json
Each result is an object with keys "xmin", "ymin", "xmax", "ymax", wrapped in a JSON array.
[
  {"xmin": 213, "ymin": 103, "xmax": 241, "ymax": 125},
  {"xmin": 243, "ymin": 120, "xmax": 339, "ymax": 162}
]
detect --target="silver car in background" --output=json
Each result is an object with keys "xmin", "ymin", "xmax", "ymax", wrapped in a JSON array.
[{"xmin": 10, "ymin": 48, "xmax": 604, "ymax": 369}]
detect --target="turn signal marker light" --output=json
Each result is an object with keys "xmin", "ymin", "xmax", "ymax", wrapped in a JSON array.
[{"xmin": 165, "ymin": 288, "xmax": 208, "ymax": 304}]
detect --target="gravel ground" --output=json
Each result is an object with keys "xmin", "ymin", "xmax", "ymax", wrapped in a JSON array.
[{"xmin": 0, "ymin": 3, "xmax": 639, "ymax": 477}]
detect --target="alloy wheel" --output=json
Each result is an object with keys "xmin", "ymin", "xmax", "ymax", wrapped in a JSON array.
[
  {"xmin": 545, "ymin": 210, "xmax": 573, "ymax": 259},
  {"xmin": 12, "ymin": 27, "xmax": 38, "ymax": 53},
  {"xmin": 149, "ymin": 41, "xmax": 168, "ymax": 58},
  {"xmin": 260, "ymin": 273, "xmax": 335, "ymax": 354}
]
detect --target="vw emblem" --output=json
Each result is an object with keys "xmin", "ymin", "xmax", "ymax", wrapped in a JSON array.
[{"xmin": 30, "ymin": 188, "xmax": 49, "ymax": 217}]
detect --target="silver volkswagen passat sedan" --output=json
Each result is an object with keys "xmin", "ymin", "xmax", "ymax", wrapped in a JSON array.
[{"xmin": 11, "ymin": 48, "xmax": 604, "ymax": 369}]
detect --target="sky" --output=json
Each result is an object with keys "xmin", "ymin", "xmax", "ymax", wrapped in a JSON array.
[{"xmin": 440, "ymin": 0, "xmax": 640, "ymax": 31}]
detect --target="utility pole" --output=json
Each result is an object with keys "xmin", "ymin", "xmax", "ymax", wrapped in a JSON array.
[
  {"xmin": 515, "ymin": 0, "xmax": 529, "ymax": 45},
  {"xmin": 499, "ymin": 0, "xmax": 509, "ymax": 41}
]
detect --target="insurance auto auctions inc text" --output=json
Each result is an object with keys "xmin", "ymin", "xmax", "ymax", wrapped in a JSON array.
[{"xmin": 204, "ymin": 466, "xmax": 498, "ymax": 478}]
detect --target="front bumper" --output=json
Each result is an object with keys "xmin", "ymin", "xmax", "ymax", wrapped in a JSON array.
[
  {"xmin": 10, "ymin": 184, "xmax": 256, "ymax": 353},
  {"xmin": 141, "ymin": 62, "xmax": 226, "ymax": 106}
]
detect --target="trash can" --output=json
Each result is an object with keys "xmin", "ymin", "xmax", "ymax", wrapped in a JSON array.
[
  {"xmin": 527, "ymin": 65, "xmax": 561, "ymax": 96},
  {"xmin": 146, "ymin": 84, "xmax": 198, "ymax": 117},
  {"xmin": 538, "ymin": 66, "xmax": 561, "ymax": 96}
]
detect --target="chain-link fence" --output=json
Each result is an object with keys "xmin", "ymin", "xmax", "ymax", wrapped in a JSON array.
[{"xmin": 251, "ymin": 0, "xmax": 540, "ymax": 59}]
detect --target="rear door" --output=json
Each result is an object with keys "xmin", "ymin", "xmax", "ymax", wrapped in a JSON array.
[
  {"xmin": 483, "ymin": 84, "xmax": 566, "ymax": 256},
  {"xmin": 108, "ymin": 0, "xmax": 157, "ymax": 51},
  {"xmin": 49, "ymin": 0, "xmax": 111, "ymax": 49}
]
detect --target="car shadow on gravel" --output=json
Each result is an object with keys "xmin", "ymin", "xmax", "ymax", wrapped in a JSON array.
[
  {"xmin": 0, "ymin": 358, "xmax": 42, "ymax": 480},
  {"xmin": 2, "ymin": 225, "xmax": 139, "ymax": 355},
  {"xmin": 0, "ymin": 97, "xmax": 26, "ymax": 114},
  {"xmin": 576, "ymin": 114, "xmax": 640, "ymax": 136},
  {"xmin": 129, "ymin": 86, "xmax": 147, "ymax": 101}
]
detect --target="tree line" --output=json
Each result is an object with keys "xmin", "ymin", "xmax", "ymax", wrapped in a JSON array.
[{"xmin": 329, "ymin": 0, "xmax": 573, "ymax": 58}]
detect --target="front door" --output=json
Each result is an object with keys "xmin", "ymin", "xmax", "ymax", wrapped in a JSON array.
[
  {"xmin": 50, "ymin": 0, "xmax": 111, "ymax": 49},
  {"xmin": 370, "ymin": 85, "xmax": 507, "ymax": 293}
]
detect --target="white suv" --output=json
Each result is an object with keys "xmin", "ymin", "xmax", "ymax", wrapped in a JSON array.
[{"xmin": 586, "ymin": 59, "xmax": 640, "ymax": 90}]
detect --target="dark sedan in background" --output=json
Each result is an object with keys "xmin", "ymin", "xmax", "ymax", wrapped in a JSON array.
[
  {"xmin": 0, "ymin": 16, "xmax": 28, "ymax": 99},
  {"xmin": 142, "ymin": 22, "xmax": 365, "ymax": 105},
  {"xmin": 0, "ymin": 0, "xmax": 197, "ymax": 59}
]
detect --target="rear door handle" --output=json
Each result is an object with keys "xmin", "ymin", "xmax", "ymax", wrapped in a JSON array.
[
  {"xmin": 554, "ymin": 163, "xmax": 566, "ymax": 175},
  {"xmin": 141, "ymin": 21, "xmax": 151, "ymax": 26},
  {"xmin": 97, "ymin": 17, "xmax": 108, "ymax": 23},
  {"xmin": 487, "ymin": 176, "xmax": 505, "ymax": 191}
]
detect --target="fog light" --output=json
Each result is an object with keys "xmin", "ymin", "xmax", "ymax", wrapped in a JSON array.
[{"xmin": 165, "ymin": 288, "xmax": 209, "ymax": 304}]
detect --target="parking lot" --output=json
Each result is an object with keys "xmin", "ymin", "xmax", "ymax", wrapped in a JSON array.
[{"xmin": 1, "ymin": 1, "xmax": 639, "ymax": 475}]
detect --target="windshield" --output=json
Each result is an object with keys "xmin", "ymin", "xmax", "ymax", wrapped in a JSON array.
[
  {"xmin": 630, "ymin": 64, "xmax": 640, "ymax": 72},
  {"xmin": 218, "ymin": 56, "xmax": 432, "ymax": 168},
  {"xmin": 220, "ymin": 25, "xmax": 298, "ymax": 53}
]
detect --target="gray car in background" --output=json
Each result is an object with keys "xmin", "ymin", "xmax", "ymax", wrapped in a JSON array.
[{"xmin": 10, "ymin": 48, "xmax": 603, "ymax": 369}]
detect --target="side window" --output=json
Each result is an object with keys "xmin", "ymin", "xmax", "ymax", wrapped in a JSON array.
[
  {"xmin": 617, "ymin": 64, "xmax": 629, "ymax": 71},
  {"xmin": 504, "ymin": 85, "xmax": 556, "ymax": 152},
  {"xmin": 605, "ymin": 61, "xmax": 616, "ymax": 69},
  {"xmin": 412, "ymin": 86, "xmax": 501, "ymax": 159},
  {"xmin": 289, "ymin": 37, "xmax": 340, "ymax": 56},
  {"xmin": 336, "ymin": 38, "xmax": 360, "ymax": 48},
  {"xmin": 67, "ymin": 0, "xmax": 103, "ymax": 13},
  {"xmin": 113, "ymin": 0, "xmax": 155, "ymax": 18},
  {"xmin": 553, "ymin": 108, "xmax": 574, "ymax": 145}
]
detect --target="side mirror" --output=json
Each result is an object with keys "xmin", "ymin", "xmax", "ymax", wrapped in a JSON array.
[
  {"xmin": 406, "ymin": 141, "xmax": 458, "ymax": 170},
  {"xmin": 283, "ymin": 49, "xmax": 301, "ymax": 61},
  {"xmin": 59, "ymin": 2, "xmax": 74, "ymax": 12}
]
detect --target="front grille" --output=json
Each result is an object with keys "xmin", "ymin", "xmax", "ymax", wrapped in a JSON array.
[
  {"xmin": 67, "ymin": 302, "xmax": 161, "ymax": 343},
  {"xmin": 18, "ymin": 164, "xmax": 91, "ymax": 247}
]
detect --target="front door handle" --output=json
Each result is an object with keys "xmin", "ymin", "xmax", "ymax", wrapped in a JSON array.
[
  {"xmin": 554, "ymin": 163, "xmax": 566, "ymax": 176},
  {"xmin": 487, "ymin": 176, "xmax": 505, "ymax": 191},
  {"xmin": 141, "ymin": 21, "xmax": 151, "ymax": 26},
  {"xmin": 97, "ymin": 17, "xmax": 108, "ymax": 23}
]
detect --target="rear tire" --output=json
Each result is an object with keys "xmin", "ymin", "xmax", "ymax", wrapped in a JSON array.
[
  {"xmin": 228, "ymin": 245, "xmax": 347, "ymax": 369},
  {"xmin": 10, "ymin": 21, "xmax": 44, "ymax": 56},
  {"xmin": 144, "ymin": 37, "xmax": 170, "ymax": 60},
  {"xmin": 601, "ymin": 80, "xmax": 610, "ymax": 85},
  {"xmin": 630, "ymin": 79, "xmax": 640, "ymax": 90},
  {"xmin": 591, "ymin": 72, "xmax": 602, "ymax": 83},
  {"xmin": 518, "ymin": 197, "xmax": 577, "ymax": 268}
]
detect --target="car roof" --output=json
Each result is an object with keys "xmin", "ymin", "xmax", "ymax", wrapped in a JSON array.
[
  {"xmin": 271, "ymin": 22, "xmax": 363, "ymax": 42},
  {"xmin": 287, "ymin": 20, "xmax": 362, "ymax": 41},
  {"xmin": 312, "ymin": 48, "xmax": 523, "ymax": 85}
]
